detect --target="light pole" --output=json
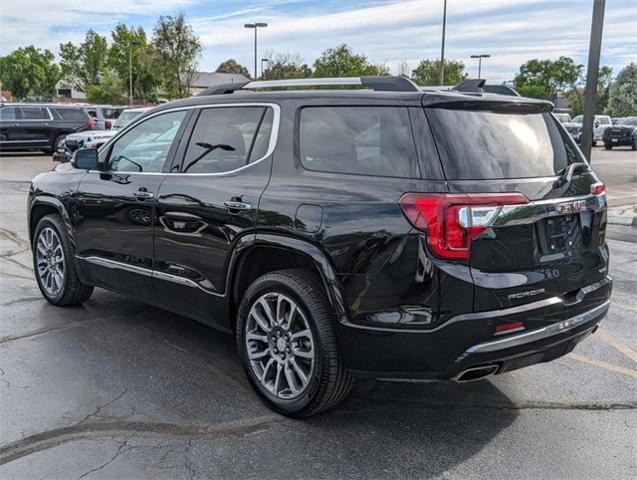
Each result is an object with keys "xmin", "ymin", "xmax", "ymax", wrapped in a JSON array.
[
  {"xmin": 439, "ymin": 0, "xmax": 447, "ymax": 85},
  {"xmin": 261, "ymin": 58, "xmax": 269, "ymax": 79},
  {"xmin": 470, "ymin": 54, "xmax": 490, "ymax": 79},
  {"xmin": 244, "ymin": 22, "xmax": 268, "ymax": 80}
]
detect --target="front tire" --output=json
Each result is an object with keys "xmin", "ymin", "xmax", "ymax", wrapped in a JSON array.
[
  {"xmin": 33, "ymin": 214, "xmax": 93, "ymax": 305},
  {"xmin": 236, "ymin": 269, "xmax": 352, "ymax": 417},
  {"xmin": 604, "ymin": 143, "xmax": 613, "ymax": 150}
]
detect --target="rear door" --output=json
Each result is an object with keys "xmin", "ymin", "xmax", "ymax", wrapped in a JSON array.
[
  {"xmin": 153, "ymin": 103, "xmax": 277, "ymax": 329},
  {"xmin": 425, "ymin": 103, "xmax": 609, "ymax": 313},
  {"xmin": 15, "ymin": 106, "xmax": 52, "ymax": 147}
]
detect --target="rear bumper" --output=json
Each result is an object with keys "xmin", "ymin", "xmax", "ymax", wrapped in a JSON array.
[{"xmin": 338, "ymin": 276, "xmax": 612, "ymax": 379}]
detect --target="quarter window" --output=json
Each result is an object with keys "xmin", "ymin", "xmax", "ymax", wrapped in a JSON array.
[
  {"xmin": 108, "ymin": 110, "xmax": 186, "ymax": 173},
  {"xmin": 181, "ymin": 107, "xmax": 274, "ymax": 174},
  {"xmin": 299, "ymin": 107, "xmax": 420, "ymax": 178},
  {"xmin": 55, "ymin": 108, "xmax": 87, "ymax": 121}
]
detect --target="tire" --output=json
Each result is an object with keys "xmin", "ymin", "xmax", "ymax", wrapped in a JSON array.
[
  {"xmin": 632, "ymin": 139, "xmax": 636, "ymax": 151},
  {"xmin": 604, "ymin": 143, "xmax": 613, "ymax": 150},
  {"xmin": 32, "ymin": 214, "xmax": 93, "ymax": 306},
  {"xmin": 592, "ymin": 141, "xmax": 597, "ymax": 147},
  {"xmin": 236, "ymin": 269, "xmax": 353, "ymax": 417},
  {"xmin": 42, "ymin": 135, "xmax": 66, "ymax": 155}
]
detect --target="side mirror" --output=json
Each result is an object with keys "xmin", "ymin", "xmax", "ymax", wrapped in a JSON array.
[{"xmin": 71, "ymin": 148, "xmax": 99, "ymax": 170}]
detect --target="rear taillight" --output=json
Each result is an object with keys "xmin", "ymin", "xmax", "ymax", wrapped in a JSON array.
[
  {"xmin": 105, "ymin": 120, "xmax": 112, "ymax": 130},
  {"xmin": 399, "ymin": 193, "xmax": 529, "ymax": 261},
  {"xmin": 590, "ymin": 182, "xmax": 605, "ymax": 196},
  {"xmin": 87, "ymin": 118, "xmax": 94, "ymax": 129}
]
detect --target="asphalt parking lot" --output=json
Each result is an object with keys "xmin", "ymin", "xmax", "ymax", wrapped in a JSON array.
[{"xmin": 1, "ymin": 148, "xmax": 636, "ymax": 479}]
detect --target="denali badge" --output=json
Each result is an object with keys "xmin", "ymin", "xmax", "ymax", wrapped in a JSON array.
[
  {"xmin": 556, "ymin": 200, "xmax": 587, "ymax": 214},
  {"xmin": 508, "ymin": 288, "xmax": 546, "ymax": 300}
]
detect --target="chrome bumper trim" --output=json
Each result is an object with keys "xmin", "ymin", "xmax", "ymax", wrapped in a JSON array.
[{"xmin": 457, "ymin": 299, "xmax": 610, "ymax": 361}]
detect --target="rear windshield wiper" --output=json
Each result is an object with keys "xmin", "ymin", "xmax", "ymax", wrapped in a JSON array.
[{"xmin": 554, "ymin": 162, "xmax": 589, "ymax": 187}]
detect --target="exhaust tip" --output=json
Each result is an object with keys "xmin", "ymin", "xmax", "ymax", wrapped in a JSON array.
[{"xmin": 453, "ymin": 364, "xmax": 499, "ymax": 382}]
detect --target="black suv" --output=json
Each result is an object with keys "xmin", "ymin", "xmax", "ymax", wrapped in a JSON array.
[
  {"xmin": 27, "ymin": 77, "xmax": 612, "ymax": 417},
  {"xmin": 0, "ymin": 103, "xmax": 90, "ymax": 153}
]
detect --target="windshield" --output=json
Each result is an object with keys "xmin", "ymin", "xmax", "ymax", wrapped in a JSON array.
[
  {"xmin": 426, "ymin": 109, "xmax": 582, "ymax": 180},
  {"xmin": 554, "ymin": 113, "xmax": 570, "ymax": 123},
  {"xmin": 619, "ymin": 117, "xmax": 637, "ymax": 126},
  {"xmin": 572, "ymin": 115, "xmax": 583, "ymax": 123},
  {"xmin": 113, "ymin": 110, "xmax": 143, "ymax": 129}
]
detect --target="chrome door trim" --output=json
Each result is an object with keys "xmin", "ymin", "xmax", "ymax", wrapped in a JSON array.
[{"xmin": 87, "ymin": 102, "xmax": 281, "ymax": 177}]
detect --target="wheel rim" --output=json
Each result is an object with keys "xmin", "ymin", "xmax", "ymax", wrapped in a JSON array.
[
  {"xmin": 245, "ymin": 292, "xmax": 315, "ymax": 399},
  {"xmin": 35, "ymin": 227, "xmax": 65, "ymax": 296}
]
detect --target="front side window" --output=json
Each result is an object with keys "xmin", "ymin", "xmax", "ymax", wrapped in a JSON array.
[
  {"xmin": 299, "ymin": 106, "xmax": 420, "ymax": 178},
  {"xmin": 0, "ymin": 107, "xmax": 16, "ymax": 120},
  {"xmin": 181, "ymin": 106, "xmax": 274, "ymax": 174},
  {"xmin": 20, "ymin": 107, "xmax": 49, "ymax": 120},
  {"xmin": 108, "ymin": 110, "xmax": 186, "ymax": 173}
]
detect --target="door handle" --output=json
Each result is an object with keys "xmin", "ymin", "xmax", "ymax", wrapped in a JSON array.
[
  {"xmin": 223, "ymin": 201, "xmax": 252, "ymax": 211},
  {"xmin": 134, "ymin": 190, "xmax": 154, "ymax": 200}
]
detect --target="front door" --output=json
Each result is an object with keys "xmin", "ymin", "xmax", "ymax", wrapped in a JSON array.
[
  {"xmin": 74, "ymin": 109, "xmax": 189, "ymax": 302},
  {"xmin": 153, "ymin": 104, "xmax": 277, "ymax": 329}
]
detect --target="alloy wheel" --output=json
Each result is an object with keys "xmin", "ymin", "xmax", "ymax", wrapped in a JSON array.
[
  {"xmin": 35, "ymin": 227, "xmax": 65, "ymax": 296},
  {"xmin": 245, "ymin": 292, "xmax": 315, "ymax": 399}
]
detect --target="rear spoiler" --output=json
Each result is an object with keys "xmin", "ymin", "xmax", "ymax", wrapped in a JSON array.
[{"xmin": 453, "ymin": 79, "xmax": 520, "ymax": 97}]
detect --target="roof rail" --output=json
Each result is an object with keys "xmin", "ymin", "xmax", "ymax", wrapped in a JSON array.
[{"xmin": 197, "ymin": 76, "xmax": 420, "ymax": 96}]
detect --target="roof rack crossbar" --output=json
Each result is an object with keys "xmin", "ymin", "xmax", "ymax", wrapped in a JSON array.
[{"xmin": 197, "ymin": 76, "xmax": 420, "ymax": 96}]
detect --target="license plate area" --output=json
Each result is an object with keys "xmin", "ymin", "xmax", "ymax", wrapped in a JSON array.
[{"xmin": 537, "ymin": 214, "xmax": 582, "ymax": 256}]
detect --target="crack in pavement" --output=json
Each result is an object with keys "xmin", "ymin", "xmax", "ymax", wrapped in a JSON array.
[
  {"xmin": 75, "ymin": 433, "xmax": 135, "ymax": 480},
  {"xmin": 0, "ymin": 415, "xmax": 285, "ymax": 465},
  {"xmin": 76, "ymin": 390, "xmax": 129, "ymax": 426}
]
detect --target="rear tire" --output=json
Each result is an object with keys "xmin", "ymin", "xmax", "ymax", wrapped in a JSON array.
[
  {"xmin": 33, "ymin": 214, "xmax": 93, "ymax": 306},
  {"xmin": 604, "ymin": 143, "xmax": 613, "ymax": 150},
  {"xmin": 632, "ymin": 139, "xmax": 636, "ymax": 151},
  {"xmin": 236, "ymin": 269, "xmax": 353, "ymax": 417}
]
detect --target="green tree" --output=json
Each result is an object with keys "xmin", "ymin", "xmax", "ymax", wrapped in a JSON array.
[
  {"xmin": 411, "ymin": 59, "xmax": 467, "ymax": 86},
  {"xmin": 0, "ymin": 46, "xmax": 60, "ymax": 99},
  {"xmin": 85, "ymin": 72, "xmax": 126, "ymax": 104},
  {"xmin": 313, "ymin": 44, "xmax": 386, "ymax": 77},
  {"xmin": 513, "ymin": 56, "xmax": 583, "ymax": 100},
  {"xmin": 108, "ymin": 24, "xmax": 158, "ymax": 103},
  {"xmin": 261, "ymin": 52, "xmax": 312, "ymax": 80},
  {"xmin": 216, "ymin": 58, "xmax": 251, "ymax": 78},
  {"xmin": 151, "ymin": 13, "xmax": 202, "ymax": 99},
  {"xmin": 609, "ymin": 63, "xmax": 637, "ymax": 117},
  {"xmin": 59, "ymin": 29, "xmax": 109, "ymax": 91},
  {"xmin": 596, "ymin": 66, "xmax": 613, "ymax": 114}
]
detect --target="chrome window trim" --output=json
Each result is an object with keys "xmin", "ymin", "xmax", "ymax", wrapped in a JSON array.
[
  {"xmin": 16, "ymin": 106, "xmax": 54, "ymax": 122},
  {"xmin": 87, "ymin": 102, "xmax": 281, "ymax": 177}
]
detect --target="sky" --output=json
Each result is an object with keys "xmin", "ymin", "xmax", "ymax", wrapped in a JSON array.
[{"xmin": 0, "ymin": 0, "xmax": 635, "ymax": 83}]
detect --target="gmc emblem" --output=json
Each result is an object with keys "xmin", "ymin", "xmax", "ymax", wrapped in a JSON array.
[{"xmin": 556, "ymin": 200, "xmax": 587, "ymax": 214}]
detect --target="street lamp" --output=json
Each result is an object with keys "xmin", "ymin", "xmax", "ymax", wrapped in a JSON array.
[
  {"xmin": 244, "ymin": 22, "xmax": 268, "ymax": 80},
  {"xmin": 470, "ymin": 54, "xmax": 491, "ymax": 79},
  {"xmin": 261, "ymin": 58, "xmax": 269, "ymax": 79}
]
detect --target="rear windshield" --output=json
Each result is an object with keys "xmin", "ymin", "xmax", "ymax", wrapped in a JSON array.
[
  {"xmin": 426, "ymin": 109, "xmax": 580, "ymax": 180},
  {"xmin": 299, "ymin": 106, "xmax": 420, "ymax": 178}
]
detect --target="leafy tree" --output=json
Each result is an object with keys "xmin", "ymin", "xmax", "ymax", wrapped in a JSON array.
[
  {"xmin": 411, "ymin": 59, "xmax": 467, "ymax": 86},
  {"xmin": 609, "ymin": 63, "xmax": 637, "ymax": 117},
  {"xmin": 151, "ymin": 13, "xmax": 202, "ymax": 99},
  {"xmin": 216, "ymin": 58, "xmax": 251, "ymax": 78},
  {"xmin": 85, "ymin": 72, "xmax": 126, "ymax": 104},
  {"xmin": 517, "ymin": 84, "xmax": 551, "ymax": 100},
  {"xmin": 513, "ymin": 57, "xmax": 583, "ymax": 100},
  {"xmin": 108, "ymin": 24, "xmax": 158, "ymax": 103},
  {"xmin": 0, "ymin": 46, "xmax": 60, "ymax": 99},
  {"xmin": 313, "ymin": 44, "xmax": 386, "ymax": 77},
  {"xmin": 595, "ymin": 66, "xmax": 613, "ymax": 114},
  {"xmin": 261, "ymin": 52, "xmax": 312, "ymax": 80},
  {"xmin": 59, "ymin": 29, "xmax": 109, "ymax": 91}
]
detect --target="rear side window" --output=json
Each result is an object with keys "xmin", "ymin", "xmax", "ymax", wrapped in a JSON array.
[
  {"xmin": 299, "ymin": 107, "xmax": 420, "ymax": 178},
  {"xmin": 0, "ymin": 107, "xmax": 16, "ymax": 120},
  {"xmin": 181, "ymin": 106, "xmax": 274, "ymax": 174},
  {"xmin": 54, "ymin": 108, "xmax": 87, "ymax": 121},
  {"xmin": 426, "ymin": 109, "xmax": 580, "ymax": 179},
  {"xmin": 20, "ymin": 107, "xmax": 49, "ymax": 120}
]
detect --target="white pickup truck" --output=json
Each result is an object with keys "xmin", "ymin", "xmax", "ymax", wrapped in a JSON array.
[
  {"xmin": 564, "ymin": 114, "xmax": 612, "ymax": 145},
  {"xmin": 53, "ymin": 107, "xmax": 151, "ymax": 162}
]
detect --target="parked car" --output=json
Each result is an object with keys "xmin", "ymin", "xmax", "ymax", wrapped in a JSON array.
[
  {"xmin": 84, "ymin": 105, "xmax": 126, "ymax": 130},
  {"xmin": 0, "ymin": 103, "xmax": 90, "ymax": 153},
  {"xmin": 602, "ymin": 117, "xmax": 637, "ymax": 150},
  {"xmin": 28, "ymin": 76, "xmax": 611, "ymax": 417},
  {"xmin": 53, "ymin": 107, "xmax": 151, "ymax": 162},
  {"xmin": 553, "ymin": 112, "xmax": 571, "ymax": 123},
  {"xmin": 566, "ymin": 114, "xmax": 612, "ymax": 145}
]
